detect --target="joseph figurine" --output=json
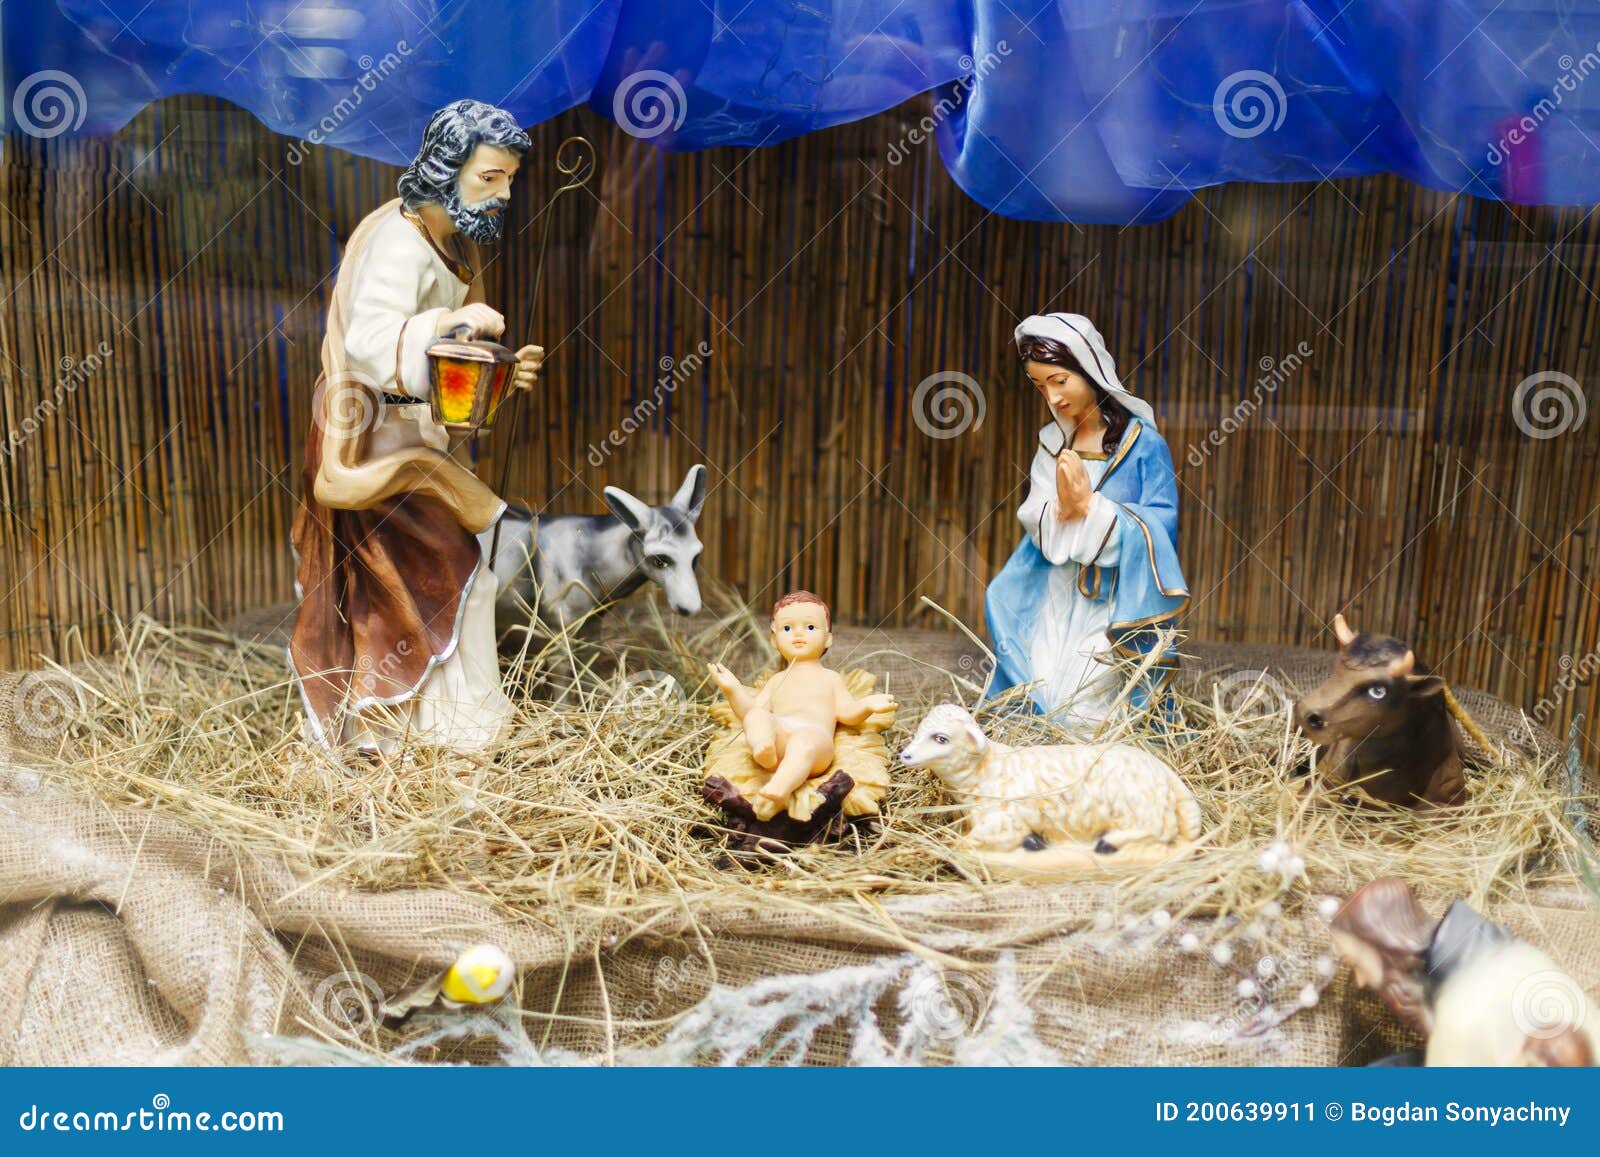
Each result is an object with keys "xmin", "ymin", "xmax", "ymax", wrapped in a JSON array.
[{"xmin": 289, "ymin": 100, "xmax": 542, "ymax": 755}]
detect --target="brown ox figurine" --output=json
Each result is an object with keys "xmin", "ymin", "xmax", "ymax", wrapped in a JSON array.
[{"xmin": 1293, "ymin": 614, "xmax": 1465, "ymax": 808}]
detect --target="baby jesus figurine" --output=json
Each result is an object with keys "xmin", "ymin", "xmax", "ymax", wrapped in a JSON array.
[
  {"xmin": 709, "ymin": 591, "xmax": 897, "ymax": 808},
  {"xmin": 702, "ymin": 591, "xmax": 897, "ymax": 847}
]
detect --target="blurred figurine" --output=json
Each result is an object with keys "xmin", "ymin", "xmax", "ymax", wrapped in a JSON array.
[
  {"xmin": 1295, "ymin": 614, "xmax": 1471, "ymax": 808},
  {"xmin": 288, "ymin": 101, "xmax": 545, "ymax": 757},
  {"xmin": 1332, "ymin": 877, "xmax": 1597, "ymax": 1066},
  {"xmin": 702, "ymin": 591, "xmax": 896, "ymax": 851},
  {"xmin": 381, "ymin": 943, "xmax": 517, "ymax": 1021},
  {"xmin": 983, "ymin": 313, "xmax": 1186, "ymax": 726},
  {"xmin": 899, "ymin": 702, "xmax": 1201, "ymax": 874},
  {"xmin": 437, "ymin": 943, "xmax": 516, "ymax": 1007}
]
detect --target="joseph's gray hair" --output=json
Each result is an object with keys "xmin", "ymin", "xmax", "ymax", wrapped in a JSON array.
[{"xmin": 398, "ymin": 100, "xmax": 532, "ymax": 209}]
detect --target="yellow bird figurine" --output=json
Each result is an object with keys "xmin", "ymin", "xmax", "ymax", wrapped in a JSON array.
[{"xmin": 439, "ymin": 944, "xmax": 515, "ymax": 1007}]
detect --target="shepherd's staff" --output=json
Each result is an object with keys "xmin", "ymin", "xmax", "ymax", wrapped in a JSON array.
[{"xmin": 489, "ymin": 134, "xmax": 596, "ymax": 565}]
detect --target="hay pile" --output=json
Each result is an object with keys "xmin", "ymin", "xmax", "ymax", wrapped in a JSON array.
[
  {"xmin": 1, "ymin": 592, "xmax": 1595, "ymax": 1064},
  {"xmin": 10, "ymin": 595, "xmax": 1593, "ymax": 932}
]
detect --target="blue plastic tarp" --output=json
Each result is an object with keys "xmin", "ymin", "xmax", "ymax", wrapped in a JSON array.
[{"xmin": 4, "ymin": 1, "xmax": 1599, "ymax": 223}]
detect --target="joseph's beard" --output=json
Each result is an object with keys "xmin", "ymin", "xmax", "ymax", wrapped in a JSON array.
[{"xmin": 444, "ymin": 188, "xmax": 509, "ymax": 244}]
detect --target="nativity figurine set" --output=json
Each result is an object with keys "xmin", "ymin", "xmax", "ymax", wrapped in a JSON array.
[{"xmin": 282, "ymin": 99, "xmax": 1596, "ymax": 1067}]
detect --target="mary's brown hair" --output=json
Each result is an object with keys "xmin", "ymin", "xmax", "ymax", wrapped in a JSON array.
[{"xmin": 1016, "ymin": 333, "xmax": 1131, "ymax": 453}]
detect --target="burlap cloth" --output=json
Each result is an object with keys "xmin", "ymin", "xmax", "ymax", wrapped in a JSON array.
[{"xmin": 0, "ymin": 622, "xmax": 1594, "ymax": 1066}]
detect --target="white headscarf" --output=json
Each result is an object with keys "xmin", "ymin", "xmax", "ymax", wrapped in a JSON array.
[{"xmin": 1014, "ymin": 312, "xmax": 1157, "ymax": 431}]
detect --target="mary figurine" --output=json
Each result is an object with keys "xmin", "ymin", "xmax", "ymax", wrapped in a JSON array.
[{"xmin": 983, "ymin": 313, "xmax": 1188, "ymax": 724}]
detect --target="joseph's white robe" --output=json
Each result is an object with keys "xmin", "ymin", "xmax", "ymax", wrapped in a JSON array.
[{"xmin": 289, "ymin": 199, "xmax": 513, "ymax": 754}]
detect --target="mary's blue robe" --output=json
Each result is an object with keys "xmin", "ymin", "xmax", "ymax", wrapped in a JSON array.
[{"xmin": 983, "ymin": 419, "xmax": 1188, "ymax": 718}]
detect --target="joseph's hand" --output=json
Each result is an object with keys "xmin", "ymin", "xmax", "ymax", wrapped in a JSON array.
[
  {"xmin": 437, "ymin": 303, "xmax": 504, "ymax": 339},
  {"xmin": 513, "ymin": 344, "xmax": 544, "ymax": 391}
]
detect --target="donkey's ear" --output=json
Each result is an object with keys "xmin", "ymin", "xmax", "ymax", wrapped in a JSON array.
[
  {"xmin": 672, "ymin": 464, "xmax": 708, "ymax": 521},
  {"xmin": 603, "ymin": 486, "xmax": 652, "ymax": 534}
]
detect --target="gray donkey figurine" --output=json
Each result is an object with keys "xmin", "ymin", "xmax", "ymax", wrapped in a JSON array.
[{"xmin": 482, "ymin": 465, "xmax": 707, "ymax": 645}]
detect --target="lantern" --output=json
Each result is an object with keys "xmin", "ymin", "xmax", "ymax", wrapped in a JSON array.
[{"xmin": 426, "ymin": 330, "xmax": 517, "ymax": 432}]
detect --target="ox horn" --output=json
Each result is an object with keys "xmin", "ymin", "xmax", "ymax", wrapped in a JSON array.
[
  {"xmin": 1387, "ymin": 650, "xmax": 1416, "ymax": 678},
  {"xmin": 1332, "ymin": 613, "xmax": 1357, "ymax": 648}
]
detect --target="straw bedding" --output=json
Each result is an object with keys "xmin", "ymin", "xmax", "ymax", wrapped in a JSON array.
[{"xmin": 0, "ymin": 594, "xmax": 1595, "ymax": 1066}]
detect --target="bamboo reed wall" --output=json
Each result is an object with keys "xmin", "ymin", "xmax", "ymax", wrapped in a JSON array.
[{"xmin": 2, "ymin": 97, "xmax": 1597, "ymax": 759}]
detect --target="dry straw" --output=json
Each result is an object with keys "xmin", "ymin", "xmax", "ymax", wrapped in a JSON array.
[{"xmin": 16, "ymin": 593, "xmax": 1594, "ymax": 964}]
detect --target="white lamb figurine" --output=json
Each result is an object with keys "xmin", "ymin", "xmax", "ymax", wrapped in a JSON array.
[{"xmin": 899, "ymin": 703, "xmax": 1202, "ymax": 872}]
